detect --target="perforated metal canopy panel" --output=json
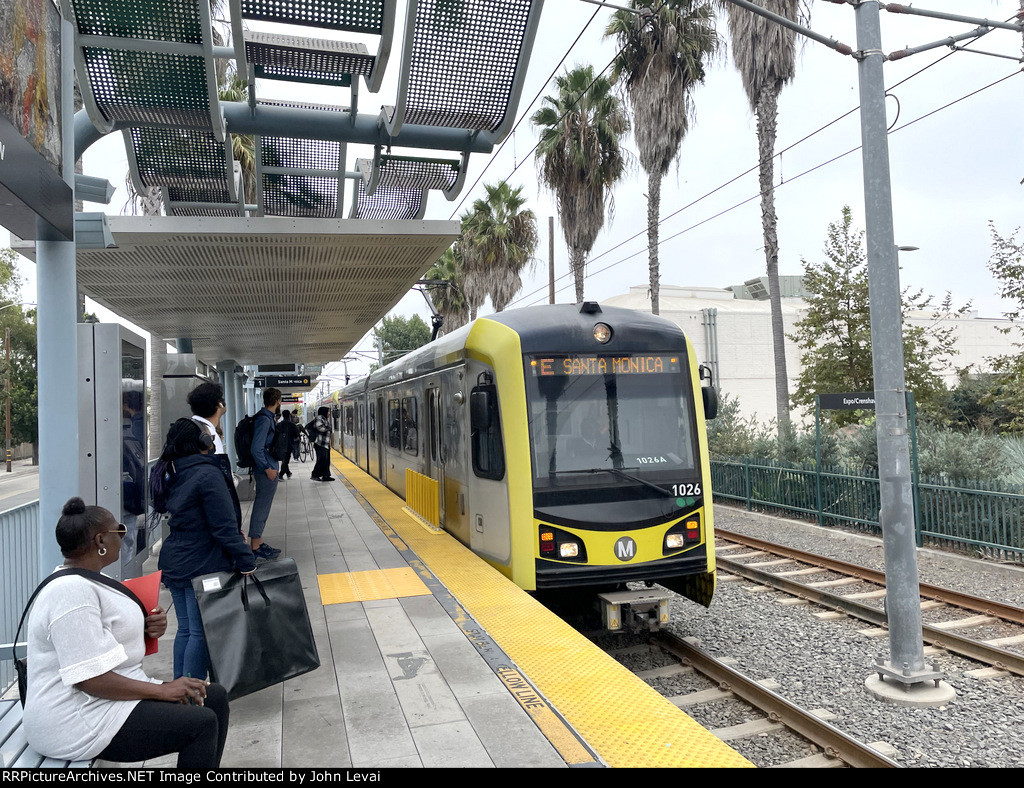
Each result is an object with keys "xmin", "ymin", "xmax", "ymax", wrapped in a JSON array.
[
  {"xmin": 402, "ymin": 0, "xmax": 534, "ymax": 131},
  {"xmin": 65, "ymin": 216, "xmax": 458, "ymax": 365}
]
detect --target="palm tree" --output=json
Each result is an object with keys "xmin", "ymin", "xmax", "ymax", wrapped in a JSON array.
[
  {"xmin": 606, "ymin": 0, "xmax": 720, "ymax": 316},
  {"xmin": 425, "ymin": 246, "xmax": 470, "ymax": 332},
  {"xmin": 532, "ymin": 66, "xmax": 630, "ymax": 303},
  {"xmin": 719, "ymin": 0, "xmax": 805, "ymax": 441},
  {"xmin": 460, "ymin": 181, "xmax": 539, "ymax": 313}
]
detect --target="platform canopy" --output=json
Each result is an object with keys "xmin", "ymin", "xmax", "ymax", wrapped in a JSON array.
[{"xmin": 55, "ymin": 0, "xmax": 545, "ymax": 366}]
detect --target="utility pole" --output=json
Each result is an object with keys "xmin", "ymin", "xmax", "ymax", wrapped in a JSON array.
[{"xmin": 548, "ymin": 216, "xmax": 555, "ymax": 304}]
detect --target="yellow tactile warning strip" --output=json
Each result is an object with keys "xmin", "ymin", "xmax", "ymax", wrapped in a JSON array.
[
  {"xmin": 331, "ymin": 453, "xmax": 753, "ymax": 769},
  {"xmin": 317, "ymin": 567, "xmax": 432, "ymax": 605}
]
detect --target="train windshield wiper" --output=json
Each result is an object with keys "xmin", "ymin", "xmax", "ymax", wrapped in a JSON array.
[{"xmin": 551, "ymin": 467, "xmax": 674, "ymax": 497}]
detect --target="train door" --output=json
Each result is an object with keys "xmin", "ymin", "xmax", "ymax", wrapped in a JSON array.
[
  {"xmin": 376, "ymin": 395, "xmax": 386, "ymax": 487},
  {"xmin": 426, "ymin": 386, "xmax": 445, "ymax": 524},
  {"xmin": 440, "ymin": 366, "xmax": 469, "ymax": 544}
]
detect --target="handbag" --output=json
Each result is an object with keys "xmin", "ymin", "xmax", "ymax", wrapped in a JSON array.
[
  {"xmin": 11, "ymin": 568, "xmax": 149, "ymax": 707},
  {"xmin": 192, "ymin": 558, "xmax": 320, "ymax": 700}
]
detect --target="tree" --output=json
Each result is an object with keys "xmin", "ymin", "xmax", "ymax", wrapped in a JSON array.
[
  {"xmin": 0, "ymin": 249, "xmax": 38, "ymax": 461},
  {"xmin": 532, "ymin": 65, "xmax": 630, "ymax": 303},
  {"xmin": 371, "ymin": 314, "xmax": 432, "ymax": 370},
  {"xmin": 718, "ymin": 0, "xmax": 804, "ymax": 440},
  {"xmin": 984, "ymin": 222, "xmax": 1024, "ymax": 430},
  {"xmin": 790, "ymin": 207, "xmax": 967, "ymax": 426},
  {"xmin": 460, "ymin": 181, "xmax": 538, "ymax": 313},
  {"xmin": 605, "ymin": 0, "xmax": 720, "ymax": 315},
  {"xmin": 425, "ymin": 246, "xmax": 470, "ymax": 333}
]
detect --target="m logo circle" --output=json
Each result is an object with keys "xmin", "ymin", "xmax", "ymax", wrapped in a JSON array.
[{"xmin": 614, "ymin": 537, "xmax": 637, "ymax": 562}]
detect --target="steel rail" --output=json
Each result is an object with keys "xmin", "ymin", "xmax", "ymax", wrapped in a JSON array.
[
  {"xmin": 716, "ymin": 528, "xmax": 1024, "ymax": 625},
  {"xmin": 652, "ymin": 631, "xmax": 901, "ymax": 769},
  {"xmin": 714, "ymin": 551, "xmax": 1024, "ymax": 678}
]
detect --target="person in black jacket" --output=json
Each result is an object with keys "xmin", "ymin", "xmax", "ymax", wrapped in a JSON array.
[
  {"xmin": 278, "ymin": 409, "xmax": 298, "ymax": 479},
  {"xmin": 158, "ymin": 419, "xmax": 256, "ymax": 680}
]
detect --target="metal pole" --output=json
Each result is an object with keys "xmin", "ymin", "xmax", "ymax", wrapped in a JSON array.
[
  {"xmin": 548, "ymin": 216, "xmax": 555, "ymax": 304},
  {"xmin": 6, "ymin": 326, "xmax": 11, "ymax": 473},
  {"xmin": 854, "ymin": 0, "xmax": 947, "ymax": 698},
  {"xmin": 37, "ymin": 14, "xmax": 80, "ymax": 579}
]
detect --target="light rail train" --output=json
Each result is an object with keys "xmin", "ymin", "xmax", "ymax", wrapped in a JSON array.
[{"xmin": 320, "ymin": 303, "xmax": 718, "ymax": 609}]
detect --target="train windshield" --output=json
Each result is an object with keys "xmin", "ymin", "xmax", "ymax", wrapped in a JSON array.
[{"xmin": 525, "ymin": 354, "xmax": 700, "ymax": 498}]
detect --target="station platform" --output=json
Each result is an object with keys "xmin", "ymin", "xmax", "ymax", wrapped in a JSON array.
[{"xmin": 124, "ymin": 451, "xmax": 750, "ymax": 769}]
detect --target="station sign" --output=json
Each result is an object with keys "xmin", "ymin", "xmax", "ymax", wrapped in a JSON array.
[
  {"xmin": 254, "ymin": 375, "xmax": 312, "ymax": 388},
  {"xmin": 817, "ymin": 392, "xmax": 876, "ymax": 411}
]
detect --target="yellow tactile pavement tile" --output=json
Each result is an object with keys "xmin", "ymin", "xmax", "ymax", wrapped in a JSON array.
[
  {"xmin": 317, "ymin": 567, "xmax": 432, "ymax": 605},
  {"xmin": 331, "ymin": 453, "xmax": 753, "ymax": 769}
]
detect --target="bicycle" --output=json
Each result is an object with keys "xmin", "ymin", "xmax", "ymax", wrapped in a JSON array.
[{"xmin": 298, "ymin": 430, "xmax": 314, "ymax": 463}]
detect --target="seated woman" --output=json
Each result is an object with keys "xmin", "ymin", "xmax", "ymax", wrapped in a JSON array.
[
  {"xmin": 22, "ymin": 498, "xmax": 230, "ymax": 768},
  {"xmin": 159, "ymin": 418, "xmax": 257, "ymax": 681}
]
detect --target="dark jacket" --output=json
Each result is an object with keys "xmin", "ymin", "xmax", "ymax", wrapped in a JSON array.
[
  {"xmin": 158, "ymin": 453, "xmax": 257, "ymax": 585},
  {"xmin": 251, "ymin": 408, "xmax": 279, "ymax": 472}
]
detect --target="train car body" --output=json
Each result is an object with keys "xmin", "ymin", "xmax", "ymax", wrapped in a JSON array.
[{"xmin": 323, "ymin": 303, "xmax": 716, "ymax": 607}]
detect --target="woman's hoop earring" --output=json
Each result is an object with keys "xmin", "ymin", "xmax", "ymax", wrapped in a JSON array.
[{"xmin": 98, "ymin": 546, "xmax": 107, "ymax": 557}]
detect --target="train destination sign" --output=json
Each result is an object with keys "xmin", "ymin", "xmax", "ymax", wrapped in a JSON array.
[{"xmin": 531, "ymin": 355, "xmax": 681, "ymax": 377}]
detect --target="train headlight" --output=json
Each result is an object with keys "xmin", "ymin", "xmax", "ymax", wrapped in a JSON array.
[
  {"xmin": 666, "ymin": 534, "xmax": 686, "ymax": 550},
  {"xmin": 559, "ymin": 542, "xmax": 580, "ymax": 559},
  {"xmin": 593, "ymin": 323, "xmax": 613, "ymax": 343}
]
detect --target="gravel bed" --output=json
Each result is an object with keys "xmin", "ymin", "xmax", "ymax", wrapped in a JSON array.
[{"xmin": 654, "ymin": 504, "xmax": 1024, "ymax": 768}]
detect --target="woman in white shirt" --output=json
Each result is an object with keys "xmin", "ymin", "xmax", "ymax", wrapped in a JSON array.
[{"xmin": 22, "ymin": 498, "xmax": 231, "ymax": 768}]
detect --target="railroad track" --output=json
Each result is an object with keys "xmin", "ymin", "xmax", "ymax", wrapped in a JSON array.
[
  {"xmin": 602, "ymin": 631, "xmax": 901, "ymax": 768},
  {"xmin": 715, "ymin": 528, "xmax": 1024, "ymax": 677}
]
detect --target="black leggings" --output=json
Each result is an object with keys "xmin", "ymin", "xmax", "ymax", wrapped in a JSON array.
[{"xmin": 97, "ymin": 683, "xmax": 229, "ymax": 769}]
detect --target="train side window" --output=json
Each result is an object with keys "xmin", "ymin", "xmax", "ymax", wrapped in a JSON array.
[
  {"xmin": 369, "ymin": 403, "xmax": 375, "ymax": 442},
  {"xmin": 388, "ymin": 400, "xmax": 401, "ymax": 449},
  {"xmin": 402, "ymin": 397, "xmax": 419, "ymax": 455},
  {"xmin": 345, "ymin": 406, "xmax": 354, "ymax": 435},
  {"xmin": 471, "ymin": 383, "xmax": 505, "ymax": 481}
]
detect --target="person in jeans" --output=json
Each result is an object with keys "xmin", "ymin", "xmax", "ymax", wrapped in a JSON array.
[
  {"xmin": 250, "ymin": 387, "xmax": 283, "ymax": 558},
  {"xmin": 23, "ymin": 497, "xmax": 232, "ymax": 769},
  {"xmin": 187, "ymin": 381, "xmax": 243, "ymax": 530},
  {"xmin": 159, "ymin": 418, "xmax": 257, "ymax": 680},
  {"xmin": 310, "ymin": 406, "xmax": 334, "ymax": 482}
]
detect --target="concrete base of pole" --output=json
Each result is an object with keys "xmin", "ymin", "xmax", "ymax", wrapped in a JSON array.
[{"xmin": 865, "ymin": 675, "xmax": 956, "ymax": 708}]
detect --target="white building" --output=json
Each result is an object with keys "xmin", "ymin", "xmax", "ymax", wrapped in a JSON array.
[{"xmin": 604, "ymin": 279, "xmax": 1018, "ymax": 424}]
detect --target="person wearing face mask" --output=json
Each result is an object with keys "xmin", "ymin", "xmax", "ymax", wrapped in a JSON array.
[
  {"xmin": 21, "ymin": 497, "xmax": 232, "ymax": 768},
  {"xmin": 158, "ymin": 418, "xmax": 256, "ymax": 681},
  {"xmin": 186, "ymin": 381, "xmax": 243, "ymax": 531}
]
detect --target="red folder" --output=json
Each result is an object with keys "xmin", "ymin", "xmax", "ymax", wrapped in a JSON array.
[{"xmin": 123, "ymin": 571, "xmax": 162, "ymax": 655}]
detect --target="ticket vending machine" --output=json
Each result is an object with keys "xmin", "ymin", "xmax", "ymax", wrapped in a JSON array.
[{"xmin": 79, "ymin": 324, "xmax": 151, "ymax": 581}]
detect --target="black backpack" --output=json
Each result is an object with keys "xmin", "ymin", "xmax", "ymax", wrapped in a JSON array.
[
  {"xmin": 270, "ymin": 421, "xmax": 291, "ymax": 462},
  {"xmin": 305, "ymin": 418, "xmax": 319, "ymax": 443},
  {"xmin": 234, "ymin": 414, "xmax": 257, "ymax": 468}
]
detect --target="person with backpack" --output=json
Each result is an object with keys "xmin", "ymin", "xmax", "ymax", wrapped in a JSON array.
[
  {"xmin": 249, "ymin": 387, "xmax": 283, "ymax": 559},
  {"xmin": 310, "ymin": 406, "xmax": 334, "ymax": 482},
  {"xmin": 158, "ymin": 419, "xmax": 256, "ymax": 680},
  {"xmin": 277, "ymin": 409, "xmax": 298, "ymax": 480}
]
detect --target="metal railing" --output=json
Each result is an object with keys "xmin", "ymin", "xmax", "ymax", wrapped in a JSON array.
[
  {"xmin": 711, "ymin": 458, "xmax": 1024, "ymax": 564},
  {"xmin": 0, "ymin": 501, "xmax": 41, "ymax": 691}
]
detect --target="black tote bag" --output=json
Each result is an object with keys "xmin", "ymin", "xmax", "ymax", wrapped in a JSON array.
[{"xmin": 192, "ymin": 558, "xmax": 320, "ymax": 700}]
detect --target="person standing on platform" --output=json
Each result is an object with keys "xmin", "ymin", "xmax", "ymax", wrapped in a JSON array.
[
  {"xmin": 159, "ymin": 419, "xmax": 256, "ymax": 679},
  {"xmin": 250, "ymin": 388, "xmax": 283, "ymax": 559},
  {"xmin": 187, "ymin": 382, "xmax": 242, "ymax": 532},
  {"xmin": 310, "ymin": 406, "xmax": 334, "ymax": 482},
  {"xmin": 277, "ymin": 409, "xmax": 299, "ymax": 479}
]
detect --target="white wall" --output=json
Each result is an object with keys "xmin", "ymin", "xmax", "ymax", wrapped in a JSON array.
[{"xmin": 604, "ymin": 284, "xmax": 1018, "ymax": 426}]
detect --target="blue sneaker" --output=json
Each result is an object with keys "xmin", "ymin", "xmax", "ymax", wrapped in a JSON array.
[{"xmin": 253, "ymin": 543, "xmax": 282, "ymax": 560}]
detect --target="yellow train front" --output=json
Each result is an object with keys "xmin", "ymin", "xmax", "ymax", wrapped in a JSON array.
[{"xmin": 329, "ymin": 302, "xmax": 717, "ymax": 618}]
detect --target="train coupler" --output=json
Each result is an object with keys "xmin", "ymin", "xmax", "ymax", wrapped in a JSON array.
[{"xmin": 597, "ymin": 589, "xmax": 671, "ymax": 632}]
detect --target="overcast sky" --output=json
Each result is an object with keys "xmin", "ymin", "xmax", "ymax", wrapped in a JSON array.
[{"xmin": 9, "ymin": 0, "xmax": 1023, "ymax": 386}]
